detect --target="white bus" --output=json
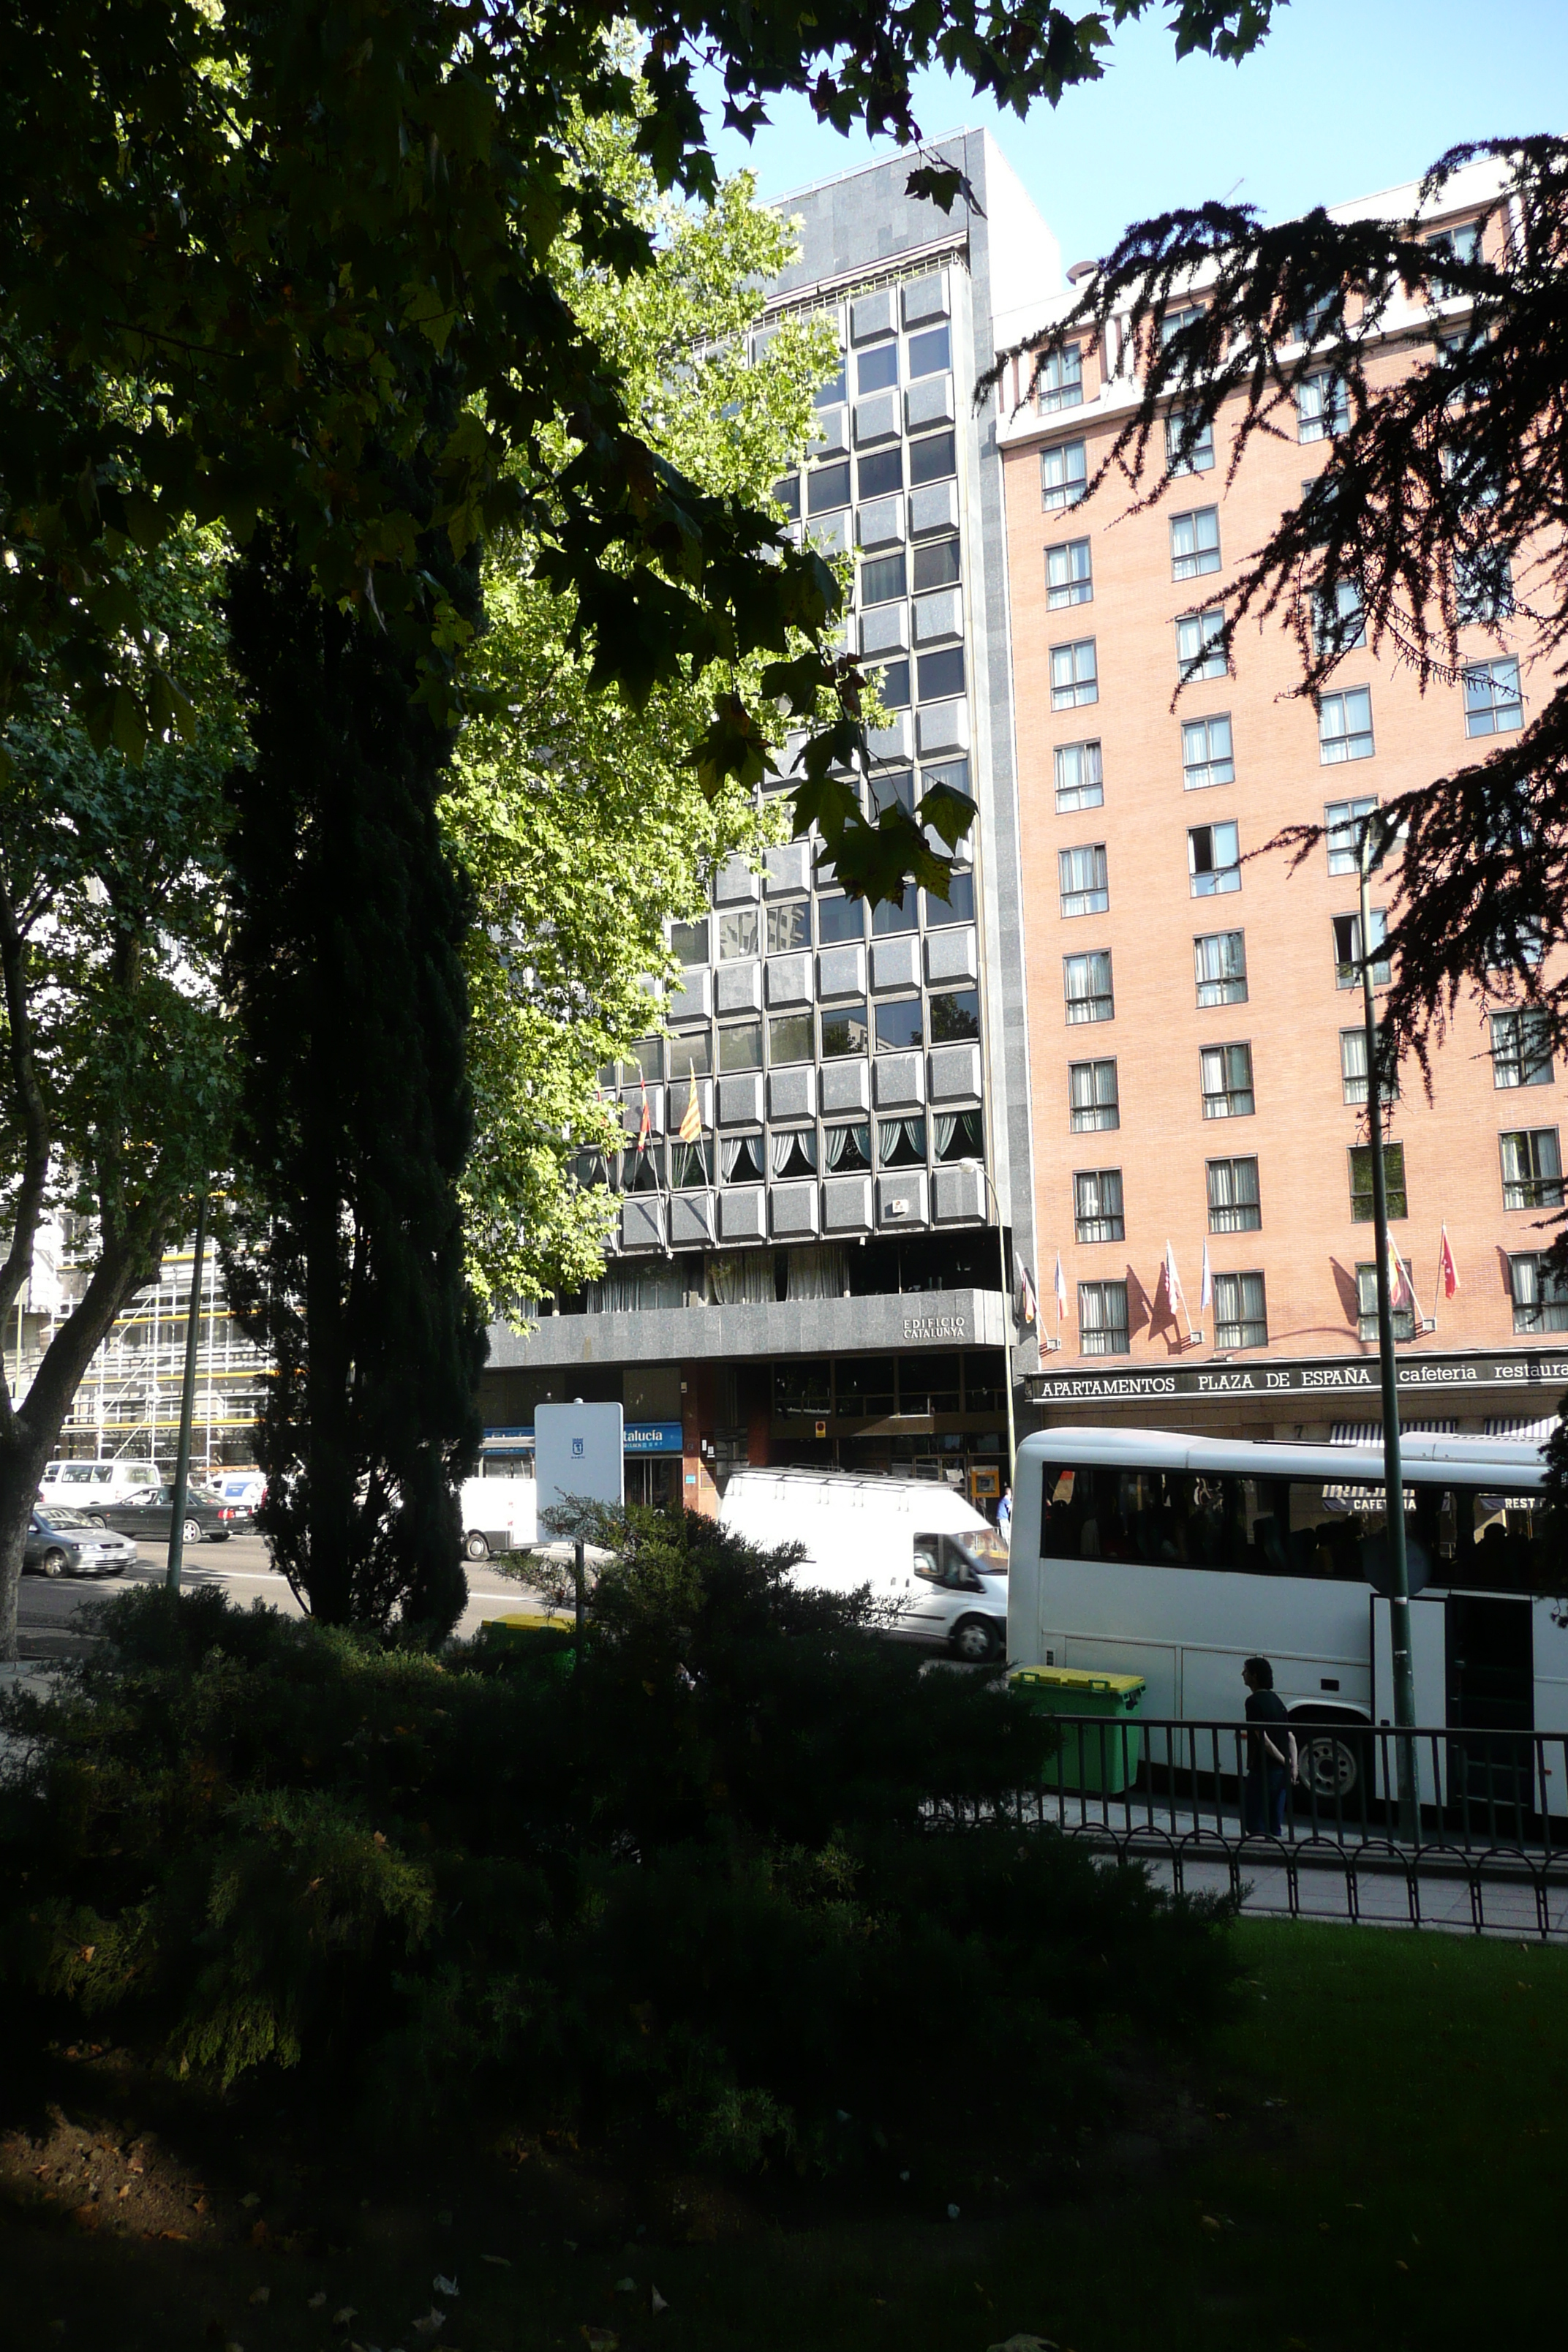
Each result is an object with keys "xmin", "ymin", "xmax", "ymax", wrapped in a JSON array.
[{"xmin": 1009, "ymin": 1425, "xmax": 1568, "ymax": 1806}]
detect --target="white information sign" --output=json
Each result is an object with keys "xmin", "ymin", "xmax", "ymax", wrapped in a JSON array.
[{"xmin": 535, "ymin": 1401, "xmax": 625, "ymax": 1526}]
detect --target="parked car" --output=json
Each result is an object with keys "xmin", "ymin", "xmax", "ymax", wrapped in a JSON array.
[
  {"xmin": 80, "ymin": 1484, "xmax": 246, "ymax": 1545},
  {"xmin": 24, "ymin": 1509, "xmax": 139, "ymax": 1580}
]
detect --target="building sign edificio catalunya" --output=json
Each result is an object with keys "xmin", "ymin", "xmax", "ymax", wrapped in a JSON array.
[{"xmin": 1028, "ymin": 1349, "xmax": 1568, "ymax": 1406}]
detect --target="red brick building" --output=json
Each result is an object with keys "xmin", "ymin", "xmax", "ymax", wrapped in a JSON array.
[{"xmin": 998, "ymin": 158, "xmax": 1566, "ymax": 1441}]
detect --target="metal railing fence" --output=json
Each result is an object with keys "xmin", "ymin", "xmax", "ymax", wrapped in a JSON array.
[{"xmin": 941, "ymin": 1714, "xmax": 1568, "ymax": 1940}]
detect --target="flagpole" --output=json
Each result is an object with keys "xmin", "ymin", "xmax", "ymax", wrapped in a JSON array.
[{"xmin": 1360, "ymin": 818, "xmax": 1418, "ymax": 1838}]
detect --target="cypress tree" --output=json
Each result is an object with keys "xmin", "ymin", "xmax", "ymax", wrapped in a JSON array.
[{"xmin": 222, "ymin": 483, "xmax": 484, "ymax": 1640}]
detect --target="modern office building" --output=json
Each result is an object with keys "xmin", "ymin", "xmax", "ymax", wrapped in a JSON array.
[
  {"xmin": 481, "ymin": 131, "xmax": 1056, "ymax": 1513},
  {"xmin": 998, "ymin": 154, "xmax": 1567, "ymax": 1442}
]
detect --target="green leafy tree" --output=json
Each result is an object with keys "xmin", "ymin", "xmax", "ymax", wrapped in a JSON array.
[
  {"xmin": 448, "ymin": 157, "xmax": 836, "ymax": 1312},
  {"xmin": 0, "ymin": 531, "xmax": 239, "ymax": 1656}
]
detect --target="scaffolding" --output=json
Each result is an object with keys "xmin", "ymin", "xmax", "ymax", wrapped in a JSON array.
[{"xmin": 49, "ymin": 1242, "xmax": 271, "ymax": 1471}]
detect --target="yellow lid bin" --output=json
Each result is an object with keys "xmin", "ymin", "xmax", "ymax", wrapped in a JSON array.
[{"xmin": 1009, "ymin": 1665, "xmax": 1147, "ymax": 1793}]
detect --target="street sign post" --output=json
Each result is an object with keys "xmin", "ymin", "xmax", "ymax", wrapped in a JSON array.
[{"xmin": 534, "ymin": 1401, "xmax": 625, "ymax": 1659}]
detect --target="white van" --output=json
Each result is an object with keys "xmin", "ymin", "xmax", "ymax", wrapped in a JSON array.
[
  {"xmin": 720, "ymin": 1466, "xmax": 1009, "ymax": 1662},
  {"xmin": 459, "ymin": 1474, "xmax": 538, "ymax": 1562},
  {"xmin": 39, "ymin": 1458, "xmax": 160, "ymax": 1509}
]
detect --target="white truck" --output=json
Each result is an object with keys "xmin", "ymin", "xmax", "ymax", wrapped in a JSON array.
[
  {"xmin": 39, "ymin": 1458, "xmax": 160, "ymax": 1508},
  {"xmin": 459, "ymin": 1474, "xmax": 538, "ymax": 1562},
  {"xmin": 719, "ymin": 1465, "xmax": 1009, "ymax": 1662}
]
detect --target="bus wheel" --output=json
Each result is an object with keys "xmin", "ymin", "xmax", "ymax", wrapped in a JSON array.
[
  {"xmin": 950, "ymin": 1615, "xmax": 1000, "ymax": 1665},
  {"xmin": 1294, "ymin": 1723, "xmax": 1369, "ymax": 1809},
  {"xmin": 464, "ymin": 1531, "xmax": 490, "ymax": 1562}
]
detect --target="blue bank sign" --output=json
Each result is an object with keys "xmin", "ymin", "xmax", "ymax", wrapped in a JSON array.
[{"xmin": 624, "ymin": 1420, "xmax": 684, "ymax": 1456}]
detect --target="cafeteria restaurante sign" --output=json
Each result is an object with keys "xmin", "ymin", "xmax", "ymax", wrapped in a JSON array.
[{"xmin": 1028, "ymin": 1350, "xmax": 1568, "ymax": 1404}]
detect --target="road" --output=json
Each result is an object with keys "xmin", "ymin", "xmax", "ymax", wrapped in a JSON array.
[{"xmin": 15, "ymin": 1531, "xmax": 548, "ymax": 1658}]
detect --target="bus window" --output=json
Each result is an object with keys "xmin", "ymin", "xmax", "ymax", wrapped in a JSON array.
[{"xmin": 1461, "ymin": 1488, "xmax": 1566, "ymax": 1595}]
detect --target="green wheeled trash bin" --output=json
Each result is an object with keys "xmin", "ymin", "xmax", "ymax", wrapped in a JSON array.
[
  {"xmin": 480, "ymin": 1612, "xmax": 577, "ymax": 1680},
  {"xmin": 1009, "ymin": 1665, "xmax": 1147, "ymax": 1793}
]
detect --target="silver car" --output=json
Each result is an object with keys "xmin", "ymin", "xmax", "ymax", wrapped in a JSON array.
[{"xmin": 24, "ymin": 1508, "xmax": 139, "ymax": 1580}]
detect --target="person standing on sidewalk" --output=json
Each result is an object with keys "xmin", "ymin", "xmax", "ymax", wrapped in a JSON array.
[{"xmin": 1243, "ymin": 1656, "xmax": 1295, "ymax": 1833}]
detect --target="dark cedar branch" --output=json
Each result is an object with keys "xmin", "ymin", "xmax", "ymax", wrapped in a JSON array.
[{"xmin": 984, "ymin": 137, "xmax": 1568, "ymax": 1124}]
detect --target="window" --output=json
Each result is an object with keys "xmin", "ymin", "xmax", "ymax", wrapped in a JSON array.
[
  {"xmin": 1046, "ymin": 537, "xmax": 1093, "ymax": 608},
  {"xmin": 1041, "ymin": 438, "xmax": 1088, "ymax": 510},
  {"xmin": 908, "ymin": 430, "xmax": 957, "ymax": 486},
  {"xmin": 1074, "ymin": 1168, "xmax": 1125, "ymax": 1244},
  {"xmin": 1201, "ymin": 1041, "xmax": 1255, "ymax": 1119},
  {"xmin": 1160, "ymin": 303, "xmax": 1205, "ymax": 345},
  {"xmin": 768, "ymin": 1012, "xmax": 813, "ymax": 1066},
  {"xmin": 1425, "ymin": 219, "xmax": 1482, "ymax": 291},
  {"xmin": 823, "ymin": 1120, "xmax": 871, "ymax": 1174},
  {"xmin": 1490, "ymin": 1008, "xmax": 1553, "ymax": 1088},
  {"xmin": 857, "ymin": 446, "xmax": 902, "ymax": 502},
  {"xmin": 766, "ymin": 902, "xmax": 810, "ymax": 956},
  {"xmin": 719, "ymin": 906, "xmax": 759, "ymax": 960},
  {"xmin": 1313, "ymin": 579, "xmax": 1366, "ymax": 655},
  {"xmin": 722, "ymin": 1131, "xmax": 765, "ymax": 1185},
  {"xmin": 878, "ymin": 1115, "xmax": 927, "ymax": 1167},
  {"xmin": 912, "ymin": 533, "xmax": 961, "ymax": 592},
  {"xmin": 1333, "ymin": 909, "xmax": 1391, "ymax": 988},
  {"xmin": 1059, "ymin": 843, "xmax": 1109, "ymax": 918},
  {"xmin": 857, "ymin": 341, "xmax": 899, "ymax": 394},
  {"xmin": 875, "ymin": 998, "xmax": 924, "ymax": 1054},
  {"xmin": 1177, "ymin": 608, "xmax": 1227, "ymax": 682},
  {"xmin": 1182, "ymin": 714, "xmax": 1233, "ymax": 790},
  {"xmin": 1166, "ymin": 410, "xmax": 1215, "ymax": 474},
  {"xmin": 1339, "ymin": 1026, "xmax": 1398, "ymax": 1107},
  {"xmin": 1510, "ymin": 1253, "xmax": 1568, "ymax": 1334},
  {"xmin": 624, "ymin": 1140, "xmax": 663, "ymax": 1192},
  {"xmin": 1170, "ymin": 506, "xmax": 1221, "ymax": 580},
  {"xmin": 813, "ymin": 358, "xmax": 847, "ymax": 410},
  {"xmin": 1064, "ymin": 951, "xmax": 1114, "ymax": 1025},
  {"xmin": 935, "ymin": 1106, "xmax": 984, "ymax": 1164},
  {"xmin": 1463, "ymin": 657, "xmax": 1523, "ymax": 736},
  {"xmin": 772, "ymin": 1127, "xmax": 818, "ymax": 1180},
  {"xmin": 1500, "ymin": 1128, "xmax": 1564, "ymax": 1210},
  {"xmin": 1037, "ymin": 342, "xmax": 1084, "ymax": 412},
  {"xmin": 1455, "ymin": 546, "xmax": 1513, "ymax": 625},
  {"xmin": 821, "ymin": 1001, "xmax": 869, "ymax": 1058},
  {"xmin": 1188, "ymin": 821, "xmax": 1240, "ymax": 896},
  {"xmin": 1349, "ymin": 1142, "xmax": 1408, "ymax": 1221},
  {"xmin": 1325, "ymin": 795, "xmax": 1378, "ymax": 874},
  {"xmin": 916, "ymin": 645, "xmax": 965, "ymax": 702},
  {"xmin": 1298, "ymin": 370, "xmax": 1349, "ymax": 442},
  {"xmin": 1194, "ymin": 930, "xmax": 1248, "ymax": 1008},
  {"xmin": 671, "ymin": 919, "xmax": 709, "ymax": 965},
  {"xmin": 871, "ymin": 884, "xmax": 916, "ymax": 932},
  {"xmin": 908, "ymin": 323, "xmax": 951, "ymax": 380},
  {"xmin": 668, "ymin": 1029, "xmax": 712, "ymax": 1080},
  {"xmin": 1319, "ymin": 687, "xmax": 1374, "ymax": 763},
  {"xmin": 807, "ymin": 461, "xmax": 851, "ymax": 514},
  {"xmin": 669, "ymin": 1139, "xmax": 709, "ymax": 1190},
  {"xmin": 859, "ymin": 551, "xmax": 907, "ymax": 606},
  {"xmin": 1207, "ymin": 1157, "xmax": 1261, "ymax": 1234},
  {"xmin": 1069, "ymin": 1058, "xmax": 1119, "ymax": 1131},
  {"xmin": 772, "ymin": 475, "xmax": 800, "ymax": 519},
  {"xmin": 870, "ymin": 659, "xmax": 911, "ymax": 709},
  {"xmin": 1297, "ymin": 289, "xmax": 1341, "ymax": 344},
  {"xmin": 930, "ymin": 989, "xmax": 981, "ymax": 1042},
  {"xmin": 1055, "ymin": 739, "xmax": 1104, "ymax": 811},
  {"xmin": 816, "ymin": 892, "xmax": 864, "ymax": 945},
  {"xmin": 1050, "ymin": 638, "xmax": 1098, "ymax": 709},
  {"xmin": 718, "ymin": 1018, "xmax": 763, "ymax": 1071},
  {"xmin": 870, "ymin": 769, "xmax": 915, "ymax": 824},
  {"xmin": 1079, "ymin": 1280, "xmax": 1130, "ymax": 1357},
  {"xmin": 1356, "ymin": 1262, "xmax": 1415, "ymax": 1343},
  {"xmin": 1213, "ymin": 1270, "xmax": 1268, "ymax": 1351},
  {"xmin": 924, "ymin": 870, "xmax": 976, "ymax": 927}
]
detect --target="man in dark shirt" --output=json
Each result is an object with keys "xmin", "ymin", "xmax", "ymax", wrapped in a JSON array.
[{"xmin": 1243, "ymin": 1655, "xmax": 1294, "ymax": 1834}]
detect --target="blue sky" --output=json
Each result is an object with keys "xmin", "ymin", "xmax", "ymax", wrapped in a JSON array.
[{"xmin": 696, "ymin": 0, "xmax": 1568, "ymax": 264}]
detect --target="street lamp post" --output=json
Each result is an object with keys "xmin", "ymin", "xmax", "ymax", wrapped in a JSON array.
[
  {"xmin": 1358, "ymin": 821, "xmax": 1419, "ymax": 1840},
  {"xmin": 165, "ymin": 1192, "xmax": 208, "ymax": 1597},
  {"xmin": 960, "ymin": 1158, "xmax": 1018, "ymax": 1493}
]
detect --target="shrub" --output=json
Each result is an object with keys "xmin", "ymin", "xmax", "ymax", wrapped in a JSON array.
[{"xmin": 0, "ymin": 1515, "xmax": 1234, "ymax": 2171}]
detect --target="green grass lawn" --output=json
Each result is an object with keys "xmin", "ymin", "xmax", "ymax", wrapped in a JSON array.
[{"xmin": 7, "ymin": 1920, "xmax": 1567, "ymax": 2352}]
